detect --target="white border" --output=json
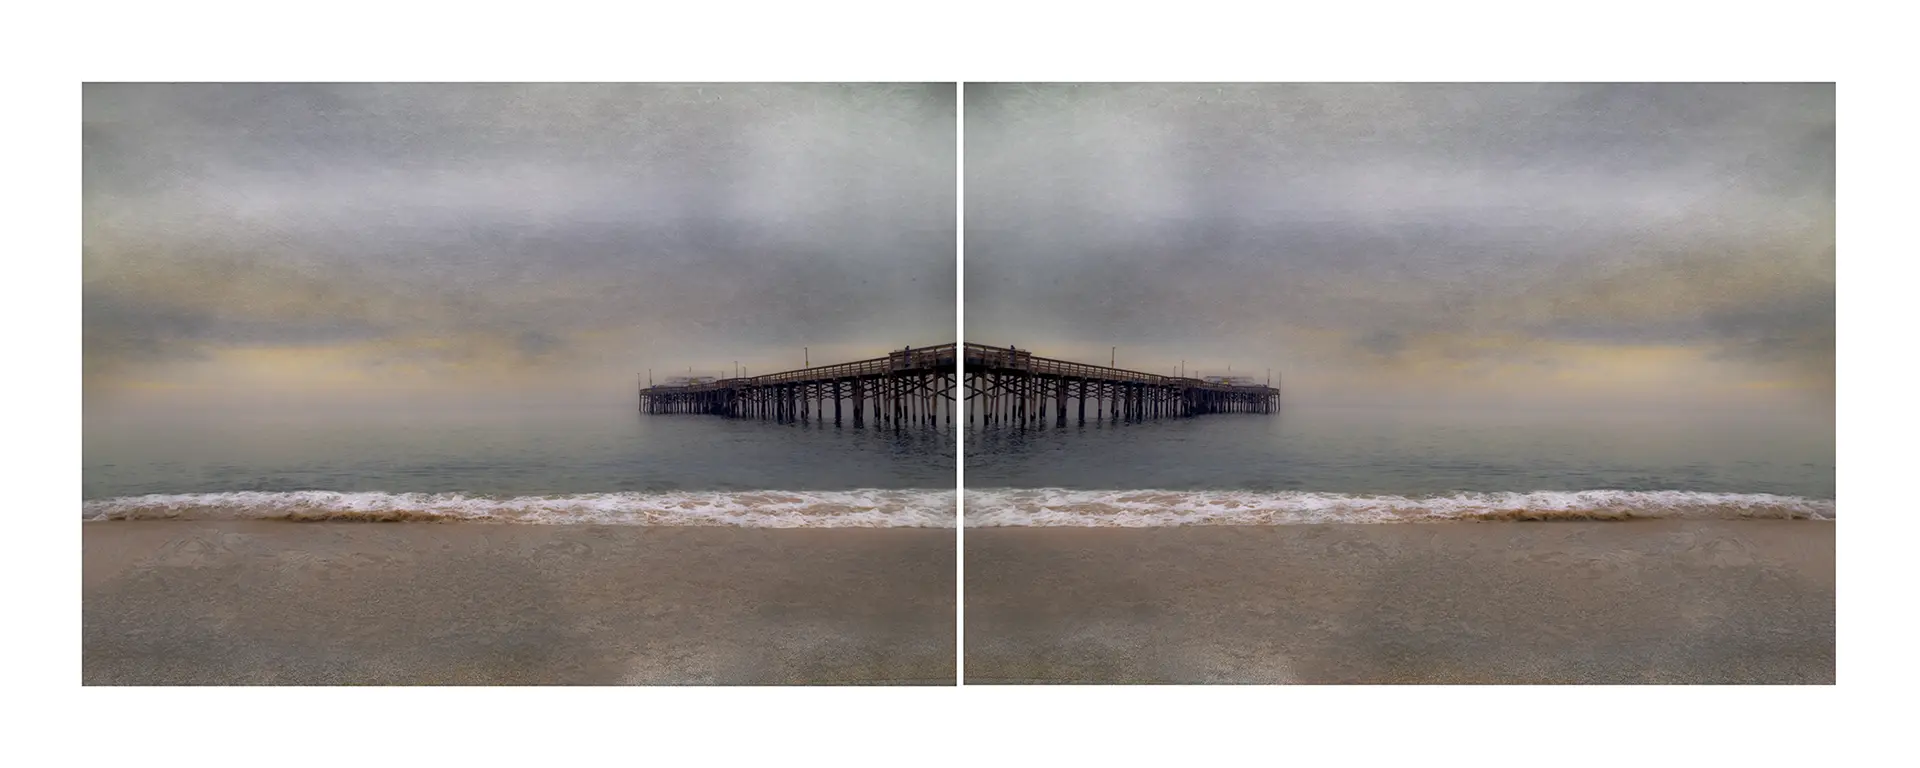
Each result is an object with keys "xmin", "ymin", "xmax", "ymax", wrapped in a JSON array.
[
  {"xmin": 955, "ymin": 83, "xmax": 968, "ymax": 684},
  {"xmin": 25, "ymin": 1, "xmax": 1904, "ymax": 765}
]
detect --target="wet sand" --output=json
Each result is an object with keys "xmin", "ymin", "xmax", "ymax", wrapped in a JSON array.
[
  {"xmin": 965, "ymin": 521, "xmax": 1833, "ymax": 684},
  {"xmin": 84, "ymin": 522, "xmax": 956, "ymax": 685}
]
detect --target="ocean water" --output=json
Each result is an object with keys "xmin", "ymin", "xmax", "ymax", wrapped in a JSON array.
[
  {"xmin": 85, "ymin": 401, "xmax": 1836, "ymax": 527},
  {"xmin": 83, "ymin": 404, "xmax": 956, "ymax": 527},
  {"xmin": 963, "ymin": 405, "xmax": 1835, "ymax": 525}
]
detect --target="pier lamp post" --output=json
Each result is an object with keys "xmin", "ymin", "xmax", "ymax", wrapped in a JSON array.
[
  {"xmin": 805, "ymin": 347, "xmax": 809, "ymax": 367},
  {"xmin": 1111, "ymin": 347, "xmax": 1116, "ymax": 367}
]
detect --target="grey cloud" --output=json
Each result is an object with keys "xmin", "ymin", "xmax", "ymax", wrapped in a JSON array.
[
  {"xmin": 85, "ymin": 83, "xmax": 956, "ymax": 396},
  {"xmin": 966, "ymin": 83, "xmax": 1833, "ymax": 403}
]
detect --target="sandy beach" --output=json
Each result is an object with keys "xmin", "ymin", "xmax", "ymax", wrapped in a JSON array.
[
  {"xmin": 965, "ymin": 521, "xmax": 1833, "ymax": 684},
  {"xmin": 84, "ymin": 521, "xmax": 956, "ymax": 685}
]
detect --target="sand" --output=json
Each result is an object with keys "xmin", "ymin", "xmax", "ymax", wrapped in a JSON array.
[
  {"xmin": 84, "ymin": 521, "xmax": 956, "ymax": 685},
  {"xmin": 964, "ymin": 521, "xmax": 1834, "ymax": 684}
]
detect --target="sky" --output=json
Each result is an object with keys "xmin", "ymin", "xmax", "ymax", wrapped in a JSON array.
[
  {"xmin": 966, "ymin": 83, "xmax": 1834, "ymax": 416},
  {"xmin": 84, "ymin": 83, "xmax": 956, "ymax": 413}
]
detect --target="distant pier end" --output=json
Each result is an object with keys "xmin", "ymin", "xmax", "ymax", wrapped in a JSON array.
[
  {"xmin": 639, "ymin": 343, "xmax": 958, "ymax": 427},
  {"xmin": 962, "ymin": 343, "xmax": 1279, "ymax": 427}
]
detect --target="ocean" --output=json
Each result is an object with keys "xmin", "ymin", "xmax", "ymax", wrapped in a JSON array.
[
  {"xmin": 963, "ymin": 404, "xmax": 1835, "ymax": 525},
  {"xmin": 83, "ymin": 400, "xmax": 1836, "ymax": 527},
  {"xmin": 83, "ymin": 403, "xmax": 957, "ymax": 527}
]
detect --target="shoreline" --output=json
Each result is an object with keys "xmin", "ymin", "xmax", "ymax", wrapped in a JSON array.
[
  {"xmin": 964, "ymin": 520, "xmax": 1833, "ymax": 684},
  {"xmin": 960, "ymin": 488, "xmax": 1835, "ymax": 526},
  {"xmin": 84, "ymin": 521, "xmax": 956, "ymax": 685},
  {"xmin": 80, "ymin": 488, "xmax": 958, "ymax": 527}
]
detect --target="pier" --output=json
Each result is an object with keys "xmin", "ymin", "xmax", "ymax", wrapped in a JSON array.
[
  {"xmin": 962, "ymin": 343, "xmax": 1279, "ymax": 427},
  {"xmin": 640, "ymin": 341, "xmax": 1281, "ymax": 428},
  {"xmin": 640, "ymin": 343, "xmax": 958, "ymax": 427}
]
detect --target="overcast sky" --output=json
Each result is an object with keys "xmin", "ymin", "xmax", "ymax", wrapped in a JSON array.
[
  {"xmin": 85, "ymin": 83, "xmax": 955, "ymax": 412},
  {"xmin": 84, "ymin": 83, "xmax": 1834, "ymax": 418},
  {"xmin": 966, "ymin": 83, "xmax": 1833, "ymax": 415}
]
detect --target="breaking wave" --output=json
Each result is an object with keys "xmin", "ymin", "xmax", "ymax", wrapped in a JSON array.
[
  {"xmin": 963, "ymin": 489, "xmax": 1835, "ymax": 526},
  {"xmin": 84, "ymin": 489, "xmax": 956, "ymax": 528}
]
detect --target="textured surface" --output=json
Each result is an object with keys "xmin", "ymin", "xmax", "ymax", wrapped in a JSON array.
[
  {"xmin": 84, "ymin": 522, "xmax": 956, "ymax": 685},
  {"xmin": 965, "ymin": 521, "xmax": 1833, "ymax": 684}
]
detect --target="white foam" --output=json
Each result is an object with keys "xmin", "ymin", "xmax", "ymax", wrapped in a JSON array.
[
  {"xmin": 83, "ymin": 489, "xmax": 957, "ymax": 528},
  {"xmin": 963, "ymin": 489, "xmax": 1836, "ymax": 526}
]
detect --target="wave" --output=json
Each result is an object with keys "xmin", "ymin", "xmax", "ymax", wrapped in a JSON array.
[
  {"xmin": 963, "ymin": 489, "xmax": 1835, "ymax": 526},
  {"xmin": 83, "ymin": 489, "xmax": 957, "ymax": 528}
]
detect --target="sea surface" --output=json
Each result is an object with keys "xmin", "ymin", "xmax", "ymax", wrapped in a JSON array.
[
  {"xmin": 963, "ymin": 405, "xmax": 1835, "ymax": 525},
  {"xmin": 84, "ymin": 403, "xmax": 956, "ymax": 526},
  {"xmin": 85, "ymin": 401, "xmax": 1836, "ymax": 527}
]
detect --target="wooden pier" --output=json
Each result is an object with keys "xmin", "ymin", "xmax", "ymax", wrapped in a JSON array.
[
  {"xmin": 639, "ymin": 343, "xmax": 958, "ymax": 428},
  {"xmin": 962, "ymin": 342, "xmax": 1279, "ymax": 427},
  {"xmin": 640, "ymin": 341, "xmax": 1280, "ymax": 428}
]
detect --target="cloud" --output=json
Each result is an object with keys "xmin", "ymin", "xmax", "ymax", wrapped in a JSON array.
[
  {"xmin": 965, "ymin": 83, "xmax": 1833, "ymax": 410},
  {"xmin": 84, "ymin": 83, "xmax": 957, "ymax": 402}
]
